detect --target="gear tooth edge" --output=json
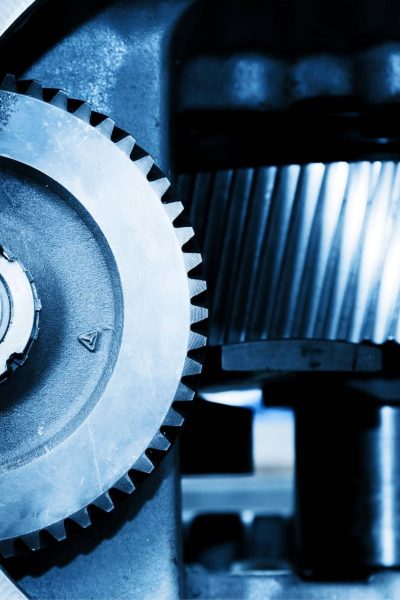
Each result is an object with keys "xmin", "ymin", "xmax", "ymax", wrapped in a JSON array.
[
  {"xmin": 134, "ymin": 155, "xmax": 154, "ymax": 176},
  {"xmin": 189, "ymin": 331, "xmax": 207, "ymax": 352},
  {"xmin": 69, "ymin": 507, "xmax": 91, "ymax": 528},
  {"xmin": 163, "ymin": 201, "xmax": 183, "ymax": 223},
  {"xmin": 149, "ymin": 431, "xmax": 171, "ymax": 452},
  {"xmin": 46, "ymin": 521, "xmax": 67, "ymax": 541},
  {"xmin": 25, "ymin": 80, "xmax": 43, "ymax": 100},
  {"xmin": 113, "ymin": 473, "xmax": 135, "ymax": 494},
  {"xmin": 182, "ymin": 356, "xmax": 203, "ymax": 377},
  {"xmin": 174, "ymin": 380, "xmax": 195, "ymax": 402},
  {"xmin": 20, "ymin": 531, "xmax": 41, "ymax": 551},
  {"xmin": 116, "ymin": 134, "xmax": 135, "ymax": 155},
  {"xmin": 0, "ymin": 73, "xmax": 17, "ymax": 91},
  {"xmin": 95, "ymin": 117, "xmax": 115, "ymax": 137},
  {"xmin": 163, "ymin": 408, "xmax": 185, "ymax": 427},
  {"xmin": 150, "ymin": 177, "xmax": 170, "ymax": 197},
  {"xmin": 189, "ymin": 278, "xmax": 207, "ymax": 299},
  {"xmin": 72, "ymin": 101, "xmax": 92, "ymax": 122},
  {"xmin": 92, "ymin": 492, "xmax": 114, "ymax": 513},
  {"xmin": 183, "ymin": 252, "xmax": 202, "ymax": 274},
  {"xmin": 191, "ymin": 302, "xmax": 208, "ymax": 321},
  {"xmin": 134, "ymin": 454, "xmax": 155, "ymax": 474},
  {"xmin": 49, "ymin": 89, "xmax": 69, "ymax": 109},
  {"xmin": 175, "ymin": 227, "xmax": 194, "ymax": 247}
]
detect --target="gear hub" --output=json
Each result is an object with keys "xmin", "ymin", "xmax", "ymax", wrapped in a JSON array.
[{"xmin": 0, "ymin": 247, "xmax": 39, "ymax": 380}]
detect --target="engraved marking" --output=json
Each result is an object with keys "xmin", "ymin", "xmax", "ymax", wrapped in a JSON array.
[{"xmin": 78, "ymin": 330, "xmax": 99, "ymax": 352}]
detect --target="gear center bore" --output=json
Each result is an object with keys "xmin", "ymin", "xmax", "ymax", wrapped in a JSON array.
[{"xmin": 0, "ymin": 247, "xmax": 40, "ymax": 381}]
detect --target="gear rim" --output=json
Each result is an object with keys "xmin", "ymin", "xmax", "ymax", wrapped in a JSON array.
[{"xmin": 0, "ymin": 75, "xmax": 207, "ymax": 557}]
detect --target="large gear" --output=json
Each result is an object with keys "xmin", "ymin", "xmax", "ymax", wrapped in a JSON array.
[{"xmin": 0, "ymin": 75, "xmax": 207, "ymax": 556}]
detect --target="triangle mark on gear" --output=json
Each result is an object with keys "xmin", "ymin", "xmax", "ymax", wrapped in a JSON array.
[{"xmin": 78, "ymin": 330, "xmax": 99, "ymax": 352}]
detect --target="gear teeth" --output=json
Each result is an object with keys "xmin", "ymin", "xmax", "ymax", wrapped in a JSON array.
[
  {"xmin": 116, "ymin": 134, "xmax": 135, "ymax": 155},
  {"xmin": 183, "ymin": 252, "xmax": 202, "ymax": 274},
  {"xmin": 25, "ymin": 80, "xmax": 43, "ymax": 99},
  {"xmin": 191, "ymin": 307, "xmax": 208, "ymax": 329},
  {"xmin": 163, "ymin": 202, "xmax": 184, "ymax": 223},
  {"xmin": 95, "ymin": 117, "xmax": 115, "ymax": 137},
  {"xmin": 0, "ymin": 74, "xmax": 17, "ymax": 91},
  {"xmin": 92, "ymin": 492, "xmax": 114, "ymax": 513},
  {"xmin": 134, "ymin": 454, "xmax": 154, "ymax": 473},
  {"xmin": 49, "ymin": 90, "xmax": 68, "ymax": 109},
  {"xmin": 163, "ymin": 408, "xmax": 185, "ymax": 427},
  {"xmin": 0, "ymin": 79, "xmax": 208, "ymax": 555},
  {"xmin": 70, "ymin": 507, "xmax": 91, "ymax": 529},
  {"xmin": 182, "ymin": 356, "xmax": 203, "ymax": 377},
  {"xmin": 46, "ymin": 521, "xmax": 67, "ymax": 541},
  {"xmin": 20, "ymin": 531, "xmax": 40, "ymax": 551},
  {"xmin": 191, "ymin": 317, "xmax": 208, "ymax": 336},
  {"xmin": 175, "ymin": 227, "xmax": 194, "ymax": 247},
  {"xmin": 189, "ymin": 331, "xmax": 207, "ymax": 352},
  {"xmin": 174, "ymin": 381, "xmax": 195, "ymax": 402},
  {"xmin": 72, "ymin": 101, "xmax": 92, "ymax": 122},
  {"xmin": 134, "ymin": 155, "xmax": 154, "ymax": 176},
  {"xmin": 189, "ymin": 278, "xmax": 207, "ymax": 300},
  {"xmin": 150, "ymin": 177, "xmax": 170, "ymax": 197},
  {"xmin": 149, "ymin": 431, "xmax": 171, "ymax": 452},
  {"xmin": 113, "ymin": 473, "xmax": 135, "ymax": 494}
]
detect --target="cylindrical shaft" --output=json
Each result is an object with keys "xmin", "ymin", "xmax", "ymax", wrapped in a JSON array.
[{"xmin": 295, "ymin": 382, "xmax": 400, "ymax": 574}]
